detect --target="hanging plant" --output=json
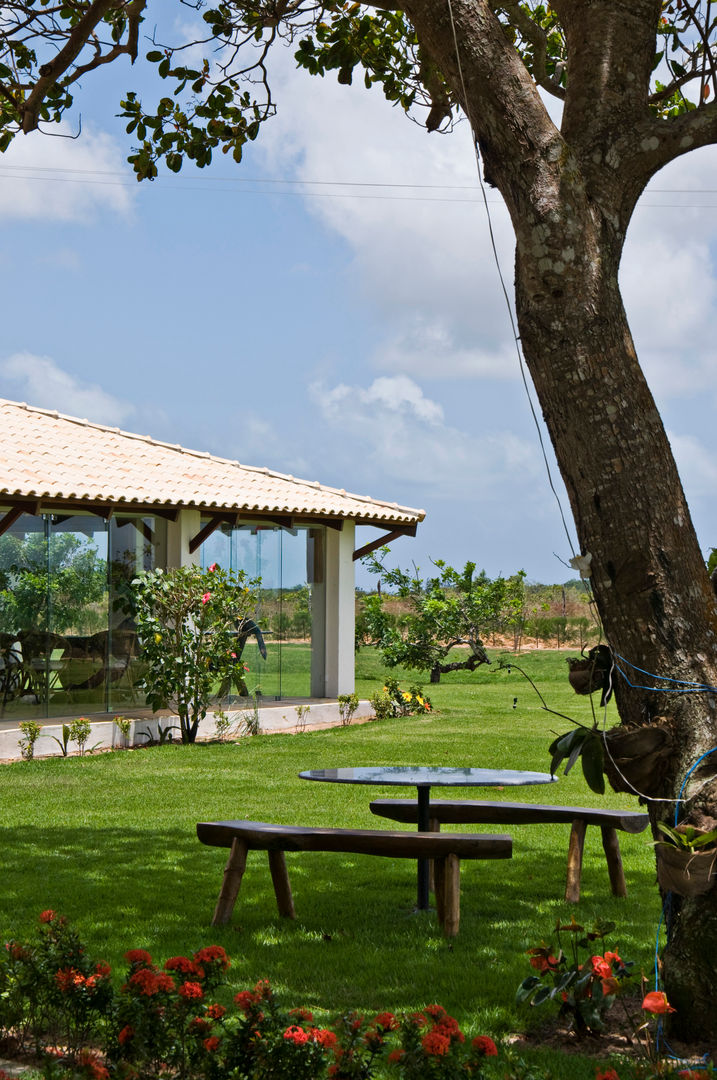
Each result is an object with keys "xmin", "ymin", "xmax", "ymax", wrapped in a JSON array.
[
  {"xmin": 566, "ymin": 644, "xmax": 614, "ymax": 706},
  {"xmin": 654, "ymin": 822, "xmax": 717, "ymax": 897},
  {"xmin": 602, "ymin": 720, "xmax": 674, "ymax": 796},
  {"xmin": 548, "ymin": 724, "xmax": 605, "ymax": 794}
]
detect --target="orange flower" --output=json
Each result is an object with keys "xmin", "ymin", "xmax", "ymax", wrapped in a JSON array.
[{"xmin": 641, "ymin": 991, "xmax": 675, "ymax": 1014}]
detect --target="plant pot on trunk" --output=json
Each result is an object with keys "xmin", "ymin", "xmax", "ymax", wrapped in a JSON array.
[
  {"xmin": 603, "ymin": 721, "xmax": 674, "ymax": 797},
  {"xmin": 656, "ymin": 843, "xmax": 717, "ymax": 897}
]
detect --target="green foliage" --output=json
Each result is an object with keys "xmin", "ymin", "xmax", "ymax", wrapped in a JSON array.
[
  {"xmin": 337, "ymin": 692, "xmax": 359, "ymax": 726},
  {"xmin": 517, "ymin": 917, "xmax": 634, "ymax": 1035},
  {"xmin": 51, "ymin": 724, "xmax": 72, "ymax": 758},
  {"xmin": 68, "ymin": 717, "xmax": 93, "ymax": 756},
  {"xmin": 708, "ymin": 548, "xmax": 717, "ymax": 576},
  {"xmin": 548, "ymin": 726, "xmax": 605, "ymax": 795},
  {"xmin": 369, "ymin": 677, "xmax": 431, "ymax": 720},
  {"xmin": 655, "ymin": 821, "xmax": 717, "ymax": 851},
  {"xmin": 132, "ymin": 563, "xmax": 260, "ymax": 744},
  {"xmin": 361, "ymin": 551, "xmax": 524, "ymax": 683},
  {"xmin": 18, "ymin": 719, "xmax": 42, "ymax": 760}
]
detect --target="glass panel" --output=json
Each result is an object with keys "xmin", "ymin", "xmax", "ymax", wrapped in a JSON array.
[
  {"xmin": 0, "ymin": 513, "xmax": 50, "ymax": 720},
  {"xmin": 47, "ymin": 515, "xmax": 109, "ymax": 717},
  {"xmin": 107, "ymin": 516, "xmax": 164, "ymax": 712},
  {"xmin": 278, "ymin": 529, "xmax": 313, "ymax": 698},
  {"xmin": 235, "ymin": 525, "xmax": 282, "ymax": 700}
]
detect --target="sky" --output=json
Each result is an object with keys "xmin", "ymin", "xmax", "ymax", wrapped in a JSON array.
[{"xmin": 2, "ymin": 20, "xmax": 717, "ymax": 589}]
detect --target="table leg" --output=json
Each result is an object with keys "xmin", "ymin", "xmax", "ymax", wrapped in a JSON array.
[{"xmin": 417, "ymin": 785, "xmax": 431, "ymax": 909}]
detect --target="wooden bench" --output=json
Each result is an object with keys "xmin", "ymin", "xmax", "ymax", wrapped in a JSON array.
[
  {"xmin": 369, "ymin": 800, "xmax": 649, "ymax": 902},
  {"xmin": 196, "ymin": 819, "xmax": 512, "ymax": 937}
]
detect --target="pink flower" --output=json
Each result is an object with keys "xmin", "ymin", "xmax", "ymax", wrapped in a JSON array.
[
  {"xmin": 202, "ymin": 592, "xmax": 211, "ymax": 605},
  {"xmin": 208, "ymin": 563, "xmax": 217, "ymax": 572}
]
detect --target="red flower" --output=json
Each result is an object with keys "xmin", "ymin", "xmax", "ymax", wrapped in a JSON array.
[
  {"xmin": 164, "ymin": 956, "xmax": 198, "ymax": 976},
  {"xmin": 190, "ymin": 1018, "xmax": 211, "ymax": 1035},
  {"xmin": 434, "ymin": 1015, "xmax": 464, "ymax": 1042},
  {"xmin": 591, "ymin": 956, "xmax": 612, "ymax": 980},
  {"xmin": 283, "ymin": 1025, "xmax": 310, "ymax": 1045},
  {"xmin": 118, "ymin": 1025, "xmax": 134, "ymax": 1046},
  {"xmin": 596, "ymin": 1069, "xmax": 620, "ymax": 1080},
  {"xmin": 472, "ymin": 1035, "xmax": 498, "ymax": 1057},
  {"xmin": 55, "ymin": 967, "xmax": 86, "ymax": 993},
  {"xmin": 604, "ymin": 950, "xmax": 622, "ymax": 966},
  {"xmin": 124, "ymin": 949, "xmax": 153, "ymax": 967},
  {"xmin": 311, "ymin": 1028, "xmax": 337, "ymax": 1049},
  {"xmin": 424, "ymin": 1004, "xmax": 447, "ymax": 1021},
  {"xmin": 601, "ymin": 977, "xmax": 620, "ymax": 996},
  {"xmin": 77, "ymin": 1049, "xmax": 109, "ymax": 1080},
  {"xmin": 678, "ymin": 1071, "xmax": 703, "ymax": 1079},
  {"xmin": 373, "ymin": 1012, "xmax": 399, "ymax": 1031},
  {"xmin": 388, "ymin": 1049, "xmax": 405, "ymax": 1063},
  {"xmin": 202, "ymin": 592, "xmax": 211, "ymax": 605},
  {"xmin": 203, "ymin": 1036, "xmax": 221, "ymax": 1052},
  {"xmin": 421, "ymin": 1030, "xmax": 451, "ymax": 1056},
  {"xmin": 179, "ymin": 981, "xmax": 204, "ymax": 1000},
  {"xmin": 289, "ymin": 1007, "xmax": 314, "ymax": 1023},
  {"xmin": 253, "ymin": 979, "xmax": 272, "ymax": 1000},
  {"xmin": 128, "ymin": 969, "xmax": 174, "ymax": 996},
  {"xmin": 208, "ymin": 563, "xmax": 217, "ymax": 572},
  {"xmin": 94, "ymin": 962, "xmax": 112, "ymax": 979},
  {"xmin": 642, "ymin": 991, "xmax": 676, "ymax": 1014},
  {"xmin": 206, "ymin": 1003, "xmax": 227, "ymax": 1020},
  {"xmin": 39, "ymin": 909, "xmax": 56, "ymax": 924},
  {"xmin": 529, "ymin": 954, "xmax": 560, "ymax": 973},
  {"xmin": 234, "ymin": 990, "xmax": 256, "ymax": 1014},
  {"xmin": 194, "ymin": 945, "xmax": 230, "ymax": 971}
]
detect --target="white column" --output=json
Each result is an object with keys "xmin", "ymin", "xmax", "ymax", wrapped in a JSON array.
[
  {"xmin": 322, "ymin": 522, "xmax": 355, "ymax": 697},
  {"xmin": 163, "ymin": 509, "xmax": 202, "ymax": 569}
]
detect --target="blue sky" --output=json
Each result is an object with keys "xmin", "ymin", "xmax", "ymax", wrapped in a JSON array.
[{"xmin": 2, "ymin": 31, "xmax": 717, "ymax": 587}]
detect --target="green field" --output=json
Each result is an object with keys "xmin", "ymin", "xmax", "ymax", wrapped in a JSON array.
[{"xmin": 0, "ymin": 649, "xmax": 660, "ymax": 1077}]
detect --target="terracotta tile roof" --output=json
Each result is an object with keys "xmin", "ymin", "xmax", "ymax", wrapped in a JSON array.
[{"xmin": 0, "ymin": 398, "xmax": 425, "ymax": 527}]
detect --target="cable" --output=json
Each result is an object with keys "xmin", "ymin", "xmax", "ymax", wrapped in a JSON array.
[{"xmin": 445, "ymin": 0, "xmax": 578, "ymax": 561}]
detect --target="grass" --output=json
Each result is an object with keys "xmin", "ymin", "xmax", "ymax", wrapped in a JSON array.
[{"xmin": 0, "ymin": 649, "xmax": 659, "ymax": 1078}]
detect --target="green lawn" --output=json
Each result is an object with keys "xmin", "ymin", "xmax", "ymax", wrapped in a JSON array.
[{"xmin": 0, "ymin": 649, "xmax": 659, "ymax": 1078}]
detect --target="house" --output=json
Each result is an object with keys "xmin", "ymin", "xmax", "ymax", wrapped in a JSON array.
[{"xmin": 0, "ymin": 397, "xmax": 424, "ymax": 721}]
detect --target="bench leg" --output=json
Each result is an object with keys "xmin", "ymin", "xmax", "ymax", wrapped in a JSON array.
[
  {"xmin": 268, "ymin": 850, "xmax": 295, "ymax": 918},
  {"xmin": 565, "ymin": 819, "xmax": 587, "ymax": 903},
  {"xmin": 434, "ymin": 855, "xmax": 460, "ymax": 936},
  {"xmin": 601, "ymin": 826, "xmax": 627, "ymax": 897},
  {"xmin": 212, "ymin": 838, "xmax": 249, "ymax": 926},
  {"xmin": 428, "ymin": 817, "xmax": 440, "ymax": 894}
]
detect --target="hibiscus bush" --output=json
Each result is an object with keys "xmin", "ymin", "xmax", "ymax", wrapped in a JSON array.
[
  {"xmin": 516, "ymin": 916, "xmax": 634, "ymax": 1034},
  {"xmin": 133, "ymin": 563, "xmax": 260, "ymax": 743},
  {"xmin": 0, "ymin": 912, "xmax": 501, "ymax": 1080}
]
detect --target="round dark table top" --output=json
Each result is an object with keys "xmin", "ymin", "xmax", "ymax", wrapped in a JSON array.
[{"xmin": 299, "ymin": 766, "xmax": 557, "ymax": 787}]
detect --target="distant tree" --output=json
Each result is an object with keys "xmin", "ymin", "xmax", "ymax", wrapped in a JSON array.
[
  {"xmin": 0, "ymin": 532, "xmax": 106, "ymax": 634},
  {"xmin": 363, "ymin": 551, "xmax": 524, "ymax": 683}
]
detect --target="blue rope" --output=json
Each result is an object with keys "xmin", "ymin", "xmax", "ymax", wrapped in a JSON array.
[
  {"xmin": 614, "ymin": 653, "xmax": 717, "ymax": 694},
  {"xmin": 674, "ymin": 747, "xmax": 717, "ymax": 826}
]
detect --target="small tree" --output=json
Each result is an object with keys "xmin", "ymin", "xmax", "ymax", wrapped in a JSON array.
[
  {"xmin": 362, "ymin": 552, "xmax": 525, "ymax": 683},
  {"xmin": 133, "ymin": 564, "xmax": 260, "ymax": 744}
]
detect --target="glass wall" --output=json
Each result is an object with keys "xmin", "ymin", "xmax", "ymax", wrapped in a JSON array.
[
  {"xmin": 0, "ymin": 511, "xmax": 164, "ymax": 719},
  {"xmin": 200, "ymin": 523, "xmax": 324, "ymax": 701}
]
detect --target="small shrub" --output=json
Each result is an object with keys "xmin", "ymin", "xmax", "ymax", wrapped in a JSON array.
[
  {"xmin": 213, "ymin": 709, "xmax": 236, "ymax": 741},
  {"xmin": 18, "ymin": 719, "xmax": 42, "ymax": 761},
  {"xmin": 337, "ymin": 693, "xmax": 359, "ymax": 726},
  {"xmin": 294, "ymin": 704, "xmax": 311, "ymax": 733},
  {"xmin": 370, "ymin": 680, "xmax": 432, "ymax": 720},
  {"xmin": 69, "ymin": 717, "xmax": 94, "ymax": 756},
  {"xmin": 238, "ymin": 695, "xmax": 262, "ymax": 736},
  {"xmin": 113, "ymin": 716, "xmax": 132, "ymax": 747}
]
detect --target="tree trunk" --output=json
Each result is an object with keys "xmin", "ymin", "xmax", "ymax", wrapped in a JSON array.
[{"xmin": 513, "ymin": 206, "xmax": 717, "ymax": 1039}]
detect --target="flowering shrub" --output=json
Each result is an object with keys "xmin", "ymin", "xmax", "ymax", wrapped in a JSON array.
[
  {"xmin": 370, "ymin": 678, "xmax": 432, "ymax": 721},
  {"xmin": 0, "ymin": 913, "xmax": 502, "ymax": 1080},
  {"xmin": 133, "ymin": 563, "xmax": 260, "ymax": 743},
  {"xmin": 516, "ymin": 916, "xmax": 634, "ymax": 1034}
]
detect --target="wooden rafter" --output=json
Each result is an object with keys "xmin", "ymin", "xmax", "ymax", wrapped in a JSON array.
[
  {"xmin": 352, "ymin": 525, "xmax": 418, "ymax": 562},
  {"xmin": 188, "ymin": 513, "xmax": 238, "ymax": 554}
]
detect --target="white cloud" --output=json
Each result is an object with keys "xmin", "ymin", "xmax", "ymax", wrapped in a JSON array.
[
  {"xmin": 310, "ymin": 374, "xmax": 539, "ymax": 501},
  {"xmin": 0, "ymin": 353, "xmax": 135, "ymax": 426},
  {"xmin": 0, "ymin": 124, "xmax": 134, "ymax": 222},
  {"xmin": 372, "ymin": 316, "xmax": 519, "ymax": 380}
]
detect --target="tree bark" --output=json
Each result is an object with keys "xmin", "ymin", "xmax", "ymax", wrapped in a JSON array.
[{"xmin": 404, "ymin": 0, "xmax": 717, "ymax": 1039}]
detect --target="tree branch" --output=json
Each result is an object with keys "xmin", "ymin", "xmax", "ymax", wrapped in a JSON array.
[
  {"xmin": 21, "ymin": 0, "xmax": 124, "ymax": 132},
  {"xmin": 492, "ymin": 0, "xmax": 565, "ymax": 100}
]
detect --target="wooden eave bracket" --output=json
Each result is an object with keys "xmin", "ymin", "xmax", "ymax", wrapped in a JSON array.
[
  {"xmin": 352, "ymin": 524, "xmax": 418, "ymax": 562},
  {"xmin": 0, "ymin": 499, "xmax": 42, "ymax": 536},
  {"xmin": 188, "ymin": 513, "xmax": 239, "ymax": 554}
]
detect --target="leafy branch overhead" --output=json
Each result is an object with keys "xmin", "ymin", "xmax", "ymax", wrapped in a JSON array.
[
  {"xmin": 2, "ymin": 1, "xmax": 717, "ymax": 174},
  {"xmin": 359, "ymin": 549, "xmax": 525, "ymax": 684}
]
